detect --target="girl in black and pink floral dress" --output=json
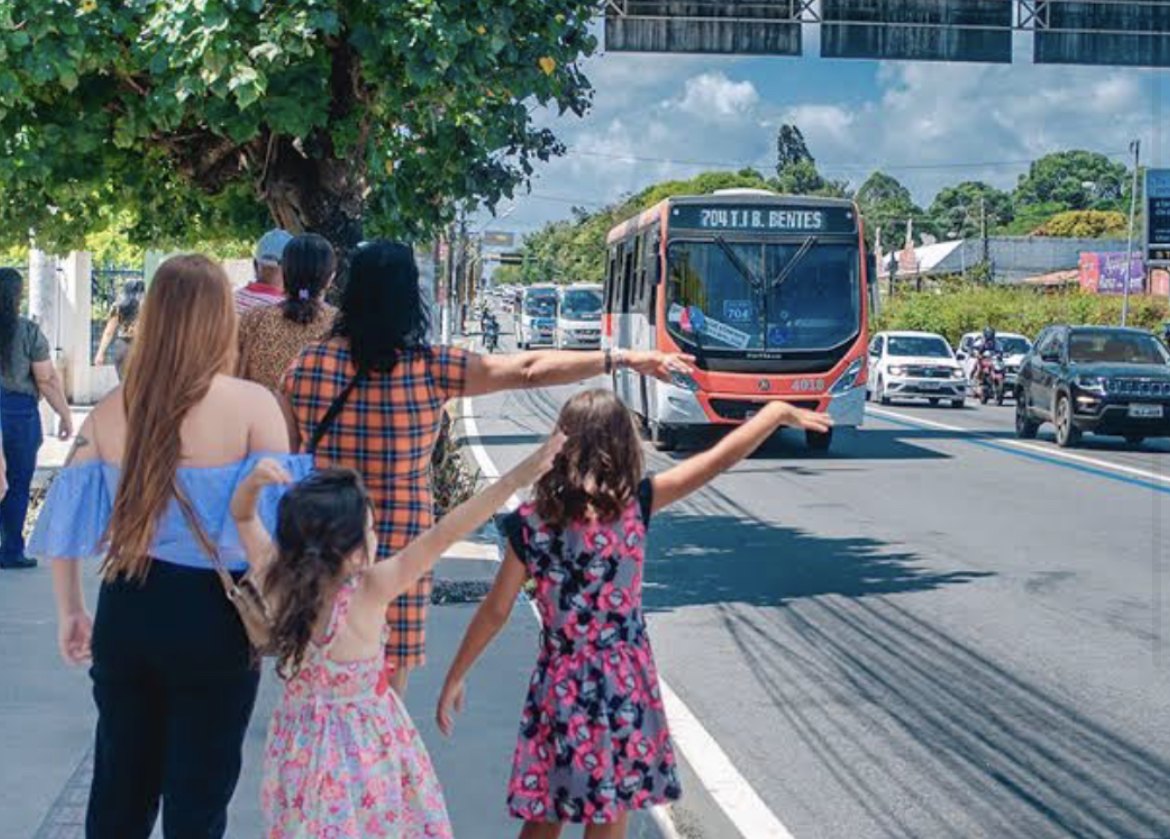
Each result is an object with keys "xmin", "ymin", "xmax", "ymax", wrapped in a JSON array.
[{"xmin": 437, "ymin": 388, "xmax": 831, "ymax": 838}]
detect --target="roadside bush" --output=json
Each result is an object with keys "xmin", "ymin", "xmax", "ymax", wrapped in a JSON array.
[{"xmin": 875, "ymin": 284, "xmax": 1169, "ymax": 345}]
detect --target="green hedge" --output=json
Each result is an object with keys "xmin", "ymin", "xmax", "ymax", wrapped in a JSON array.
[{"xmin": 874, "ymin": 283, "xmax": 1169, "ymax": 346}]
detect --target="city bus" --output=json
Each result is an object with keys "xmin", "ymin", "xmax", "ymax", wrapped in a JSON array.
[{"xmin": 603, "ymin": 189, "xmax": 876, "ymax": 452}]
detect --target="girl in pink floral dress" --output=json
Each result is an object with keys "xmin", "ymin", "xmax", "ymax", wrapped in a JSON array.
[
  {"xmin": 230, "ymin": 436, "xmax": 563, "ymax": 839},
  {"xmin": 436, "ymin": 389, "xmax": 829, "ymax": 838}
]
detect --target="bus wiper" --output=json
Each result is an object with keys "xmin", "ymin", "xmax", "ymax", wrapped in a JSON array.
[
  {"xmin": 771, "ymin": 235, "xmax": 818, "ymax": 289},
  {"xmin": 714, "ymin": 235, "xmax": 762, "ymax": 290}
]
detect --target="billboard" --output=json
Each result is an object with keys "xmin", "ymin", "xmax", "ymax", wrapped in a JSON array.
[
  {"xmin": 1079, "ymin": 252, "xmax": 1145, "ymax": 295},
  {"xmin": 604, "ymin": 1, "xmax": 801, "ymax": 55},
  {"xmin": 1145, "ymin": 169, "xmax": 1170, "ymax": 267},
  {"xmin": 1035, "ymin": 1, "xmax": 1170, "ymax": 68},
  {"xmin": 821, "ymin": 0, "xmax": 1012, "ymax": 63},
  {"xmin": 481, "ymin": 231, "xmax": 516, "ymax": 248}
]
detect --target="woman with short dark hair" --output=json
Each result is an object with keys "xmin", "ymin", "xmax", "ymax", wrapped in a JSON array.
[
  {"xmin": 95, "ymin": 278, "xmax": 145, "ymax": 382},
  {"xmin": 0, "ymin": 267, "xmax": 73, "ymax": 569},
  {"xmin": 238, "ymin": 233, "xmax": 337, "ymax": 393},
  {"xmin": 283, "ymin": 240, "xmax": 691, "ymax": 695}
]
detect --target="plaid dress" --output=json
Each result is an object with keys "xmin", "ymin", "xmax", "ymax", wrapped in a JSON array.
[{"xmin": 283, "ymin": 338, "xmax": 470, "ymax": 668}]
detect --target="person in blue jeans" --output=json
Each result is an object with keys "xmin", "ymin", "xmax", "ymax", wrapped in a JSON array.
[{"xmin": 0, "ymin": 268, "xmax": 73, "ymax": 569}]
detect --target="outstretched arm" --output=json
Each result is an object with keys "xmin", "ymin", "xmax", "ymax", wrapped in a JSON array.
[
  {"xmin": 651, "ymin": 401, "xmax": 833, "ymax": 514},
  {"xmin": 436, "ymin": 546, "xmax": 527, "ymax": 736},
  {"xmin": 230, "ymin": 459, "xmax": 291, "ymax": 584},
  {"xmin": 359, "ymin": 433, "xmax": 564, "ymax": 605},
  {"xmin": 463, "ymin": 349, "xmax": 694, "ymax": 397},
  {"xmin": 94, "ymin": 315, "xmax": 119, "ymax": 366}
]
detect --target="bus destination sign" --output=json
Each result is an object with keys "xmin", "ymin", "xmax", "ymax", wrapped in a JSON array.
[{"xmin": 671, "ymin": 204, "xmax": 857, "ymax": 235}]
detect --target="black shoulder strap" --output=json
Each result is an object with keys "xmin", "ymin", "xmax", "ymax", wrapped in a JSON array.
[{"xmin": 306, "ymin": 368, "xmax": 367, "ymax": 455}]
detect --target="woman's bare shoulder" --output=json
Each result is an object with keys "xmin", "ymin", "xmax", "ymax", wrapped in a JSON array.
[{"xmin": 215, "ymin": 375, "xmax": 280, "ymax": 412}]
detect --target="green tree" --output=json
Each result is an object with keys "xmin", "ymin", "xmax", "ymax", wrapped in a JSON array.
[
  {"xmin": 773, "ymin": 159, "xmax": 851, "ymax": 199},
  {"xmin": 0, "ymin": 0, "xmax": 597, "ymax": 258},
  {"xmin": 1014, "ymin": 150, "xmax": 1129, "ymax": 213},
  {"xmin": 1033, "ymin": 209, "xmax": 1128, "ymax": 239},
  {"xmin": 856, "ymin": 171, "xmax": 924, "ymax": 244},
  {"xmin": 929, "ymin": 181, "xmax": 1014, "ymax": 239},
  {"xmin": 776, "ymin": 124, "xmax": 813, "ymax": 174}
]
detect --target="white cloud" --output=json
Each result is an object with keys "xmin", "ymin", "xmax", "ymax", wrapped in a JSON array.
[{"xmin": 671, "ymin": 72, "xmax": 761, "ymax": 120}]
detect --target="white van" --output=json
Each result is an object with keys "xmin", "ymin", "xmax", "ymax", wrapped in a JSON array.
[
  {"xmin": 555, "ymin": 284, "xmax": 603, "ymax": 350},
  {"xmin": 517, "ymin": 285, "xmax": 559, "ymax": 349}
]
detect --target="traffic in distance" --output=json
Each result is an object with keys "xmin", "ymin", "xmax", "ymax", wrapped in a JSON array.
[{"xmin": 480, "ymin": 188, "xmax": 1170, "ymax": 452}]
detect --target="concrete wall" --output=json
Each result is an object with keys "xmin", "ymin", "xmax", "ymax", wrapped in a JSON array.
[{"xmin": 933, "ymin": 237, "xmax": 1131, "ymax": 283}]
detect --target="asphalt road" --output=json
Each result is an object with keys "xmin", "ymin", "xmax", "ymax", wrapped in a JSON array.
[{"xmin": 464, "ymin": 322, "xmax": 1170, "ymax": 839}]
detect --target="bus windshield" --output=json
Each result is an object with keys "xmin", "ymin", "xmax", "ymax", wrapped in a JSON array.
[
  {"xmin": 560, "ymin": 289, "xmax": 602, "ymax": 320},
  {"xmin": 524, "ymin": 294, "xmax": 557, "ymax": 317},
  {"xmin": 666, "ymin": 240, "xmax": 860, "ymax": 351}
]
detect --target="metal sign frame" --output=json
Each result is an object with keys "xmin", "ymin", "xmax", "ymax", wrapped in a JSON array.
[
  {"xmin": 1145, "ymin": 169, "xmax": 1170, "ymax": 268},
  {"xmin": 605, "ymin": 0, "xmax": 1170, "ymax": 65}
]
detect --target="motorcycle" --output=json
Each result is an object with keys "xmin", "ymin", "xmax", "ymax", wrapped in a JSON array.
[
  {"xmin": 975, "ymin": 351, "xmax": 1006, "ymax": 406},
  {"xmin": 483, "ymin": 316, "xmax": 500, "ymax": 353}
]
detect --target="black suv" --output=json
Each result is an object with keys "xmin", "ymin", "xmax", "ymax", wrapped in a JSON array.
[{"xmin": 1015, "ymin": 326, "xmax": 1170, "ymax": 448}]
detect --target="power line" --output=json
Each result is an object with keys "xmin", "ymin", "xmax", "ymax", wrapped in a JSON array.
[{"xmin": 568, "ymin": 146, "xmax": 1133, "ymax": 174}]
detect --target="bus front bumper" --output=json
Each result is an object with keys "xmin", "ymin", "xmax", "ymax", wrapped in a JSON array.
[{"xmin": 656, "ymin": 382, "xmax": 866, "ymax": 428}]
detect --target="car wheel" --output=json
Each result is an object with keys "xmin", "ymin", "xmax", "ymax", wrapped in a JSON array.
[
  {"xmin": 1015, "ymin": 393, "xmax": 1040, "ymax": 439},
  {"xmin": 1125, "ymin": 435, "xmax": 1146, "ymax": 448},
  {"xmin": 951, "ymin": 399, "xmax": 965, "ymax": 409},
  {"xmin": 878, "ymin": 377, "xmax": 891, "ymax": 406},
  {"xmin": 806, "ymin": 428, "xmax": 833, "ymax": 453},
  {"xmin": 1054, "ymin": 394, "xmax": 1081, "ymax": 448}
]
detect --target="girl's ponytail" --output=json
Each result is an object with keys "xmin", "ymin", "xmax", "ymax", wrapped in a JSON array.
[{"xmin": 265, "ymin": 470, "xmax": 372, "ymax": 678}]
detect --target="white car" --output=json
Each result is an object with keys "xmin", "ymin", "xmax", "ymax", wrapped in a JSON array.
[
  {"xmin": 867, "ymin": 331, "xmax": 967, "ymax": 408},
  {"xmin": 555, "ymin": 284, "xmax": 603, "ymax": 350},
  {"xmin": 956, "ymin": 332, "xmax": 1033, "ymax": 390}
]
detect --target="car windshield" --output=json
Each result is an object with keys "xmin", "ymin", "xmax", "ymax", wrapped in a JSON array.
[
  {"xmin": 524, "ymin": 294, "xmax": 557, "ymax": 317},
  {"xmin": 998, "ymin": 336, "xmax": 1031, "ymax": 355},
  {"xmin": 1069, "ymin": 331, "xmax": 1169, "ymax": 365},
  {"xmin": 666, "ymin": 240, "xmax": 860, "ymax": 351},
  {"xmin": 887, "ymin": 336, "xmax": 952, "ymax": 358},
  {"xmin": 560, "ymin": 289, "xmax": 602, "ymax": 320}
]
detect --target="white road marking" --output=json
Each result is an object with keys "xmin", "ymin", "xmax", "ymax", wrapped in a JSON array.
[
  {"xmin": 458, "ymin": 397, "xmax": 798, "ymax": 839},
  {"xmin": 868, "ymin": 406, "xmax": 1170, "ymax": 486}
]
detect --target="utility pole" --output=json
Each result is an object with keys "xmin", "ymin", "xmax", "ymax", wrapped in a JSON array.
[
  {"xmin": 980, "ymin": 195, "xmax": 990, "ymax": 280},
  {"xmin": 1123, "ymin": 139, "xmax": 1141, "ymax": 327}
]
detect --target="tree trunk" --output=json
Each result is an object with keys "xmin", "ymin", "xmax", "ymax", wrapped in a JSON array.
[{"xmin": 263, "ymin": 138, "xmax": 365, "ymax": 287}]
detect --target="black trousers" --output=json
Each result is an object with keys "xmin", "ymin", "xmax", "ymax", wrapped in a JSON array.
[{"xmin": 87, "ymin": 561, "xmax": 261, "ymax": 839}]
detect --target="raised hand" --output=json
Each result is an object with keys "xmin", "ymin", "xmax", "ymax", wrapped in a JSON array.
[
  {"xmin": 760, "ymin": 401, "xmax": 834, "ymax": 434},
  {"xmin": 623, "ymin": 351, "xmax": 696, "ymax": 383}
]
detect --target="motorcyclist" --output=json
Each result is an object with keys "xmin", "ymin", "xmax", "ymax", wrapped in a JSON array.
[
  {"xmin": 483, "ymin": 311, "xmax": 500, "ymax": 352},
  {"xmin": 973, "ymin": 326, "xmax": 1002, "ymax": 399}
]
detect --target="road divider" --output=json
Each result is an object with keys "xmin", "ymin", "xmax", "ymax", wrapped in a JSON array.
[
  {"xmin": 868, "ymin": 407, "xmax": 1170, "ymax": 491},
  {"xmin": 457, "ymin": 397, "xmax": 798, "ymax": 839}
]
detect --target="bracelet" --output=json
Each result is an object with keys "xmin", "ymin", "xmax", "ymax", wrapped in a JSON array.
[{"xmin": 604, "ymin": 348, "xmax": 613, "ymax": 375}]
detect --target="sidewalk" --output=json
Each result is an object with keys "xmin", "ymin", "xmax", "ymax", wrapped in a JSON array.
[{"xmin": 2, "ymin": 543, "xmax": 665, "ymax": 838}]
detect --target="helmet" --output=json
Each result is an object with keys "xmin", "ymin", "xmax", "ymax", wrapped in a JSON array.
[{"xmin": 983, "ymin": 326, "xmax": 996, "ymax": 342}]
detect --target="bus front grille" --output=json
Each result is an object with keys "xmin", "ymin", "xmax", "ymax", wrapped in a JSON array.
[{"xmin": 709, "ymin": 398, "xmax": 819, "ymax": 421}]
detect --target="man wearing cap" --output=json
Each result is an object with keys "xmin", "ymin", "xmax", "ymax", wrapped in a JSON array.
[{"xmin": 236, "ymin": 229, "xmax": 293, "ymax": 313}]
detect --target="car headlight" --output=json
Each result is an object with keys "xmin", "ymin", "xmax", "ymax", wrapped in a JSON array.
[
  {"xmin": 951, "ymin": 368, "xmax": 965, "ymax": 379},
  {"xmin": 1074, "ymin": 375, "xmax": 1107, "ymax": 395},
  {"xmin": 830, "ymin": 358, "xmax": 864, "ymax": 394},
  {"xmin": 888, "ymin": 365, "xmax": 907, "ymax": 377}
]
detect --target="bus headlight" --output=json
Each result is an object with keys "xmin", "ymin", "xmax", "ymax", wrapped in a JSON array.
[
  {"xmin": 830, "ymin": 358, "xmax": 864, "ymax": 395},
  {"xmin": 670, "ymin": 371, "xmax": 700, "ymax": 392}
]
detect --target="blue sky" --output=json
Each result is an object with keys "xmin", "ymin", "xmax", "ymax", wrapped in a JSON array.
[{"xmin": 480, "ymin": 23, "xmax": 1170, "ymax": 244}]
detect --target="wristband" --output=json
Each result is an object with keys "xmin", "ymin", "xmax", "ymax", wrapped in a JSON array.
[{"xmin": 604, "ymin": 348, "xmax": 613, "ymax": 374}]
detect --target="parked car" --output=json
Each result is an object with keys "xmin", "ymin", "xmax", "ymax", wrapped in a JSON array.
[
  {"xmin": 1016, "ymin": 325, "xmax": 1170, "ymax": 448},
  {"xmin": 867, "ymin": 331, "xmax": 967, "ymax": 408},
  {"xmin": 957, "ymin": 332, "xmax": 1032, "ymax": 393},
  {"xmin": 555, "ymin": 284, "xmax": 603, "ymax": 350}
]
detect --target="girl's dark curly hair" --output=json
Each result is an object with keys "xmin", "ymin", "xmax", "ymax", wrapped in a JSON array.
[
  {"xmin": 281, "ymin": 234, "xmax": 335, "ymax": 325},
  {"xmin": 0, "ymin": 268, "xmax": 23, "ymax": 375},
  {"xmin": 266, "ymin": 469, "xmax": 372, "ymax": 678},
  {"xmin": 534, "ymin": 389, "xmax": 643, "ymax": 528},
  {"xmin": 114, "ymin": 279, "xmax": 145, "ymax": 327},
  {"xmin": 332, "ymin": 240, "xmax": 428, "ymax": 373}
]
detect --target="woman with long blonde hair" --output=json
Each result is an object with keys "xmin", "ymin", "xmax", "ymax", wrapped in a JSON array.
[{"xmin": 30, "ymin": 255, "xmax": 309, "ymax": 839}]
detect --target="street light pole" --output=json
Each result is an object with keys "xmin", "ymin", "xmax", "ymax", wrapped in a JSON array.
[{"xmin": 1123, "ymin": 139, "xmax": 1141, "ymax": 327}]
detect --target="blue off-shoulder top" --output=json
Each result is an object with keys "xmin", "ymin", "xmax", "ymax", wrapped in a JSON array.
[{"xmin": 28, "ymin": 454, "xmax": 313, "ymax": 571}]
